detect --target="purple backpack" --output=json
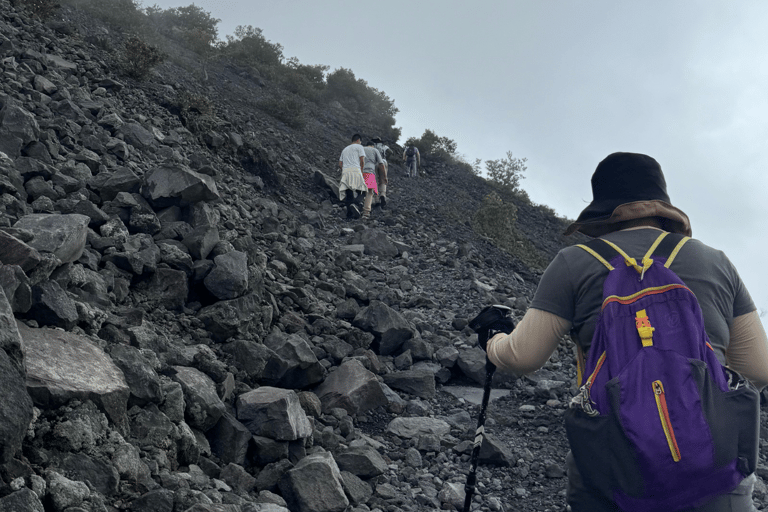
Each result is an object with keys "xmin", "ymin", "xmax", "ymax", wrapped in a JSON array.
[{"xmin": 564, "ymin": 232, "xmax": 759, "ymax": 512}]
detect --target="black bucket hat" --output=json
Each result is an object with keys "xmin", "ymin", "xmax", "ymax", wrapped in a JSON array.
[{"xmin": 564, "ymin": 152, "xmax": 692, "ymax": 237}]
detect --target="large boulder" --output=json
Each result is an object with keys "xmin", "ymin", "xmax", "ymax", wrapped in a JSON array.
[
  {"xmin": 352, "ymin": 300, "xmax": 416, "ymax": 355},
  {"xmin": 314, "ymin": 359, "xmax": 387, "ymax": 415},
  {"xmin": 262, "ymin": 332, "xmax": 325, "ymax": 389},
  {"xmin": 207, "ymin": 412, "xmax": 251, "ymax": 466},
  {"xmin": 383, "ymin": 368, "xmax": 436, "ymax": 399},
  {"xmin": 278, "ymin": 451, "xmax": 349, "ymax": 512},
  {"xmin": 197, "ymin": 293, "xmax": 261, "ymax": 342},
  {"xmin": 13, "ymin": 213, "xmax": 90, "ymax": 263},
  {"xmin": 142, "ymin": 164, "xmax": 220, "ymax": 208},
  {"xmin": 204, "ymin": 250, "xmax": 248, "ymax": 300},
  {"xmin": 0, "ymin": 291, "xmax": 33, "ymax": 464},
  {"xmin": 171, "ymin": 365, "xmax": 226, "ymax": 432},
  {"xmin": 107, "ymin": 344, "xmax": 164, "ymax": 405},
  {"xmin": 236, "ymin": 387, "xmax": 312, "ymax": 441},
  {"xmin": 18, "ymin": 321, "xmax": 130, "ymax": 432},
  {"xmin": 0, "ymin": 230, "xmax": 41, "ymax": 272}
]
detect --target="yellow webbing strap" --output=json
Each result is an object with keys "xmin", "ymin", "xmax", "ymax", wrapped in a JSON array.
[
  {"xmin": 665, "ymin": 236, "xmax": 691, "ymax": 268},
  {"xmin": 575, "ymin": 344, "xmax": 586, "ymax": 387},
  {"xmin": 643, "ymin": 232, "xmax": 669, "ymax": 261},
  {"xmin": 576, "ymin": 244, "xmax": 614, "ymax": 271},
  {"xmin": 635, "ymin": 309, "xmax": 655, "ymax": 347},
  {"xmin": 601, "ymin": 239, "xmax": 653, "ymax": 276}
]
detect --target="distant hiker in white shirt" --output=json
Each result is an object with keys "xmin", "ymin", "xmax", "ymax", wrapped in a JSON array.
[{"xmin": 338, "ymin": 133, "xmax": 367, "ymax": 218}]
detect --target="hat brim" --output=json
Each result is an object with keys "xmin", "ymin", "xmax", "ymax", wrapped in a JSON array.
[{"xmin": 564, "ymin": 200, "xmax": 692, "ymax": 238}]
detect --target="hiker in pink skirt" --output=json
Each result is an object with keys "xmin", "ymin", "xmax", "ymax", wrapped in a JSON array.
[{"xmin": 362, "ymin": 140, "xmax": 385, "ymax": 219}]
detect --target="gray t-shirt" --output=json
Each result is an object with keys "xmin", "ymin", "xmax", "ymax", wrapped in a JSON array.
[
  {"xmin": 531, "ymin": 228, "xmax": 755, "ymax": 362},
  {"xmin": 363, "ymin": 146, "xmax": 383, "ymax": 173}
]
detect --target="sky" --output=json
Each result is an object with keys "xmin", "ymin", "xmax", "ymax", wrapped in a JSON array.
[{"xmin": 146, "ymin": 0, "xmax": 768, "ymax": 326}]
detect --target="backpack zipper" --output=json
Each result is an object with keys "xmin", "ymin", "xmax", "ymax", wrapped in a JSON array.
[{"xmin": 653, "ymin": 380, "xmax": 681, "ymax": 462}]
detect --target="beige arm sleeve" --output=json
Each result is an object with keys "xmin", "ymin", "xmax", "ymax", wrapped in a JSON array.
[
  {"xmin": 726, "ymin": 310, "xmax": 768, "ymax": 391},
  {"xmin": 486, "ymin": 308, "xmax": 572, "ymax": 375}
]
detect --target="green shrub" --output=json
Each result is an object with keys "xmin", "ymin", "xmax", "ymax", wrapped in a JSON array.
[
  {"xmin": 405, "ymin": 129, "xmax": 458, "ymax": 162},
  {"xmin": 486, "ymin": 151, "xmax": 527, "ymax": 192},
  {"xmin": 277, "ymin": 58, "xmax": 329, "ymax": 102},
  {"xmin": 60, "ymin": 0, "xmax": 146, "ymax": 34},
  {"xmin": 221, "ymin": 25, "xmax": 284, "ymax": 68},
  {"xmin": 472, "ymin": 192, "xmax": 547, "ymax": 269},
  {"xmin": 325, "ymin": 68, "xmax": 398, "ymax": 134},
  {"xmin": 122, "ymin": 36, "xmax": 164, "ymax": 80},
  {"xmin": 11, "ymin": 0, "xmax": 60, "ymax": 19},
  {"xmin": 145, "ymin": 4, "xmax": 220, "ymax": 55}
]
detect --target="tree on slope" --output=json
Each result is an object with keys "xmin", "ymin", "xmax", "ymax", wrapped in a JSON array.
[{"xmin": 486, "ymin": 151, "xmax": 527, "ymax": 192}]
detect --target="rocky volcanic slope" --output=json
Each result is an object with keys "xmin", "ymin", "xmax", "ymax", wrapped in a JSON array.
[{"xmin": 2, "ymin": 3, "xmax": 768, "ymax": 512}]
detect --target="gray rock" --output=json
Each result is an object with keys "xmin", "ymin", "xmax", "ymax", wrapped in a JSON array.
[
  {"xmin": 356, "ymin": 228, "xmax": 399, "ymax": 258},
  {"xmin": 207, "ymin": 412, "xmax": 252, "ymax": 466},
  {"xmin": 0, "ymin": 264, "xmax": 32, "ymax": 313},
  {"xmin": 250, "ymin": 435, "xmax": 289, "ymax": 467},
  {"xmin": 171, "ymin": 366, "xmax": 226, "ymax": 432},
  {"xmin": 262, "ymin": 332, "xmax": 325, "ymax": 389},
  {"xmin": 142, "ymin": 164, "xmax": 220, "ymax": 208},
  {"xmin": 102, "ymin": 233, "xmax": 161, "ymax": 276},
  {"xmin": 0, "ymin": 291, "xmax": 33, "ymax": 465},
  {"xmin": 118, "ymin": 122, "xmax": 155, "ymax": 149},
  {"xmin": 334, "ymin": 445, "xmax": 387, "ymax": 478},
  {"xmin": 278, "ymin": 451, "xmax": 349, "ymax": 512},
  {"xmin": 478, "ymin": 433, "xmax": 516, "ymax": 466},
  {"xmin": 28, "ymin": 280, "xmax": 78, "ymax": 329},
  {"xmin": 314, "ymin": 359, "xmax": 387, "ymax": 415},
  {"xmin": 183, "ymin": 224, "xmax": 220, "ymax": 260},
  {"xmin": 236, "ymin": 386, "xmax": 312, "ymax": 441},
  {"xmin": 0, "ymin": 488, "xmax": 44, "ymax": 511},
  {"xmin": 108, "ymin": 344, "xmax": 163, "ymax": 405},
  {"xmin": 130, "ymin": 403, "xmax": 174, "ymax": 448},
  {"xmin": 352, "ymin": 300, "xmax": 415, "ymax": 355},
  {"xmin": 55, "ymin": 452, "xmax": 120, "ymax": 496},
  {"xmin": 90, "ymin": 166, "xmax": 141, "ymax": 202},
  {"xmin": 220, "ymin": 338, "xmax": 273, "ymax": 384},
  {"xmin": 144, "ymin": 267, "xmax": 188, "ymax": 311},
  {"xmin": 204, "ymin": 250, "xmax": 248, "ymax": 300},
  {"xmin": 0, "ymin": 230, "xmax": 41, "ymax": 271},
  {"xmin": 129, "ymin": 489, "xmax": 174, "ymax": 512},
  {"xmin": 0, "ymin": 101, "xmax": 39, "ymax": 148},
  {"xmin": 197, "ymin": 293, "xmax": 261, "ymax": 342},
  {"xmin": 340, "ymin": 471, "xmax": 373, "ymax": 506},
  {"xmin": 383, "ymin": 369, "xmax": 436, "ymax": 399},
  {"xmin": 386, "ymin": 417, "xmax": 451, "ymax": 439},
  {"xmin": 220, "ymin": 463, "xmax": 256, "ymax": 494},
  {"xmin": 47, "ymin": 471, "xmax": 90, "ymax": 511},
  {"xmin": 18, "ymin": 322, "xmax": 129, "ymax": 432},
  {"xmin": 14, "ymin": 213, "xmax": 90, "ymax": 263}
]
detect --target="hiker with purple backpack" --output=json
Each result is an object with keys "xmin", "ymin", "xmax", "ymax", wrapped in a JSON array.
[{"xmin": 481, "ymin": 152, "xmax": 768, "ymax": 511}]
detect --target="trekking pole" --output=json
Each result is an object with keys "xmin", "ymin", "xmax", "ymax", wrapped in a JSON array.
[{"xmin": 463, "ymin": 305, "xmax": 515, "ymax": 512}]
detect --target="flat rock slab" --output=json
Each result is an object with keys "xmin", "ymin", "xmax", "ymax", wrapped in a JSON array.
[
  {"xmin": 17, "ymin": 321, "xmax": 129, "ymax": 431},
  {"xmin": 13, "ymin": 213, "xmax": 90, "ymax": 263},
  {"xmin": 386, "ymin": 417, "xmax": 451, "ymax": 439},
  {"xmin": 441, "ymin": 386, "xmax": 510, "ymax": 406}
]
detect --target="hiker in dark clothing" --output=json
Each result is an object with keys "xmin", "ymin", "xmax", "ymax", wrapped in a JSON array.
[
  {"xmin": 403, "ymin": 144, "xmax": 420, "ymax": 178},
  {"xmin": 483, "ymin": 153, "xmax": 768, "ymax": 512}
]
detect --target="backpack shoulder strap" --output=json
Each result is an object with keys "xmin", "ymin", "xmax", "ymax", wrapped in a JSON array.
[
  {"xmin": 646, "ymin": 232, "xmax": 691, "ymax": 268},
  {"xmin": 575, "ymin": 238, "xmax": 621, "ymax": 271}
]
